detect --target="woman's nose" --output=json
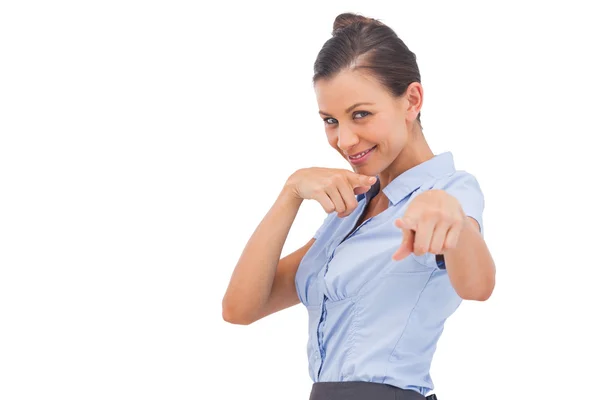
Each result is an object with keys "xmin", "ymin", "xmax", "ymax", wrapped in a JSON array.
[{"xmin": 337, "ymin": 125, "xmax": 359, "ymax": 152}]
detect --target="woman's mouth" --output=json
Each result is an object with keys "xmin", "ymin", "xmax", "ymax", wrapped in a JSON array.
[{"xmin": 348, "ymin": 146, "xmax": 376, "ymax": 165}]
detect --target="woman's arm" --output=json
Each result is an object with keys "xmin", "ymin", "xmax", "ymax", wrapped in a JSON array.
[
  {"xmin": 223, "ymin": 168, "xmax": 376, "ymax": 324},
  {"xmin": 443, "ymin": 217, "xmax": 495, "ymax": 301},
  {"xmin": 222, "ymin": 186, "xmax": 310, "ymax": 325},
  {"xmin": 393, "ymin": 189, "xmax": 495, "ymax": 301}
]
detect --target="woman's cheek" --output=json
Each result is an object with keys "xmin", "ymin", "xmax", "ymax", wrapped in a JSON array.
[{"xmin": 326, "ymin": 132, "xmax": 338, "ymax": 148}]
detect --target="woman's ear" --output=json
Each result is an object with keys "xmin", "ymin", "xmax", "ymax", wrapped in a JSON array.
[{"xmin": 403, "ymin": 82, "xmax": 423, "ymax": 122}]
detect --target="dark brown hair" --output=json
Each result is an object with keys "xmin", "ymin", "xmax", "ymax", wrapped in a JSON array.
[{"xmin": 313, "ymin": 13, "xmax": 422, "ymax": 125}]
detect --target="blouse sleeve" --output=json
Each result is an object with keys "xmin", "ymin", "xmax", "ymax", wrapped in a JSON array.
[
  {"xmin": 429, "ymin": 171, "xmax": 485, "ymax": 270},
  {"xmin": 442, "ymin": 171, "xmax": 485, "ymax": 237}
]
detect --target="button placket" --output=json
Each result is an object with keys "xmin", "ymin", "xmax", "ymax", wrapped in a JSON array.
[
  {"xmin": 314, "ymin": 198, "xmax": 369, "ymax": 380},
  {"xmin": 315, "ymin": 251, "xmax": 334, "ymax": 380}
]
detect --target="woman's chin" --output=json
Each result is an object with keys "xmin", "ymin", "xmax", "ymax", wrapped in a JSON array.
[{"xmin": 351, "ymin": 164, "xmax": 377, "ymax": 178}]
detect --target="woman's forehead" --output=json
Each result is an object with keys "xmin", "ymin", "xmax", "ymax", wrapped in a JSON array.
[{"xmin": 314, "ymin": 70, "xmax": 390, "ymax": 112}]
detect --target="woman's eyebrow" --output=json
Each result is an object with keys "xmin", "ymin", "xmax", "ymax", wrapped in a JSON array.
[{"xmin": 319, "ymin": 102, "xmax": 375, "ymax": 116}]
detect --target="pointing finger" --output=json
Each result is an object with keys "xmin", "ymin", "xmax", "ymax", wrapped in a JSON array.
[
  {"xmin": 393, "ymin": 218, "xmax": 415, "ymax": 261},
  {"xmin": 349, "ymin": 172, "xmax": 377, "ymax": 188}
]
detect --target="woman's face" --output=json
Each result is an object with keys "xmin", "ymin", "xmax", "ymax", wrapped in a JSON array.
[{"xmin": 314, "ymin": 69, "xmax": 420, "ymax": 177}]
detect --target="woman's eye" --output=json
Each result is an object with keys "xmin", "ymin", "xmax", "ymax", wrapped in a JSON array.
[{"xmin": 323, "ymin": 111, "xmax": 370, "ymax": 125}]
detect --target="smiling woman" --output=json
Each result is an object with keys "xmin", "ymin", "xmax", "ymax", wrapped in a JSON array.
[{"xmin": 222, "ymin": 11, "xmax": 495, "ymax": 400}]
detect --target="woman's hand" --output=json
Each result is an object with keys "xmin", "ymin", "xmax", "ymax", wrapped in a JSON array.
[
  {"xmin": 285, "ymin": 168, "xmax": 377, "ymax": 218},
  {"xmin": 393, "ymin": 189, "xmax": 466, "ymax": 260}
]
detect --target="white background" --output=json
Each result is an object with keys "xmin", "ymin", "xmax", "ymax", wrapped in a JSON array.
[{"xmin": 1, "ymin": 1, "xmax": 599, "ymax": 399}]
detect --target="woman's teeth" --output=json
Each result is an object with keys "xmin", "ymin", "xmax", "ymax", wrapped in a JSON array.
[{"xmin": 349, "ymin": 147, "xmax": 374, "ymax": 159}]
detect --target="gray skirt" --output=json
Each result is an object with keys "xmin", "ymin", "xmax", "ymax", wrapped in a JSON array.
[{"xmin": 308, "ymin": 381, "xmax": 437, "ymax": 400}]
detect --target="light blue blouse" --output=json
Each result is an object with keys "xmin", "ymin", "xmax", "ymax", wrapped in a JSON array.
[{"xmin": 294, "ymin": 152, "xmax": 484, "ymax": 396}]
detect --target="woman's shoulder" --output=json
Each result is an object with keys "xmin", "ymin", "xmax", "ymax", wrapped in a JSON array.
[
  {"xmin": 428, "ymin": 168, "xmax": 486, "ymax": 234},
  {"xmin": 416, "ymin": 168, "xmax": 485, "ymax": 207},
  {"xmin": 442, "ymin": 169, "xmax": 482, "ymax": 189}
]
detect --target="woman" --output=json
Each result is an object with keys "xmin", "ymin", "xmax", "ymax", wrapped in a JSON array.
[{"xmin": 222, "ymin": 12, "xmax": 496, "ymax": 400}]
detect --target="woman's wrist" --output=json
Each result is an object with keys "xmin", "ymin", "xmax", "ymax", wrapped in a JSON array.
[{"xmin": 279, "ymin": 183, "xmax": 304, "ymax": 207}]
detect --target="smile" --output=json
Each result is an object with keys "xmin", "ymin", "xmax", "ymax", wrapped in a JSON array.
[{"xmin": 348, "ymin": 146, "xmax": 376, "ymax": 164}]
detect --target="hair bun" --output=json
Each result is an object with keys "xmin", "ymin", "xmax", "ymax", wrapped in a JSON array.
[{"xmin": 332, "ymin": 13, "xmax": 382, "ymax": 34}]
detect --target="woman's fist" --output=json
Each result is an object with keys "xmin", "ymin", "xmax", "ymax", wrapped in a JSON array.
[
  {"xmin": 393, "ymin": 189, "xmax": 466, "ymax": 260},
  {"xmin": 286, "ymin": 168, "xmax": 377, "ymax": 217}
]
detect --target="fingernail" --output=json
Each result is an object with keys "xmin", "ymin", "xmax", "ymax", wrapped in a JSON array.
[{"xmin": 368, "ymin": 177, "xmax": 376, "ymax": 183}]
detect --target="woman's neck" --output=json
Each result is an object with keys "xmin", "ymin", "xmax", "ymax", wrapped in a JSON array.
[{"xmin": 378, "ymin": 133, "xmax": 434, "ymax": 191}]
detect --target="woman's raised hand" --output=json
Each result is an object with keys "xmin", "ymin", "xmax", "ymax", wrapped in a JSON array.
[{"xmin": 285, "ymin": 168, "xmax": 377, "ymax": 218}]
